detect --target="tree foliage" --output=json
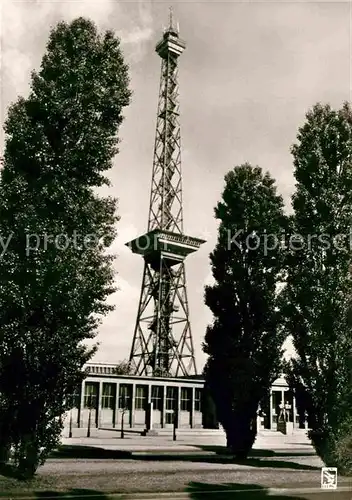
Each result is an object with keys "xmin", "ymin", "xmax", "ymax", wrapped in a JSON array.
[
  {"xmin": 281, "ymin": 103, "xmax": 352, "ymax": 474},
  {"xmin": 203, "ymin": 164, "xmax": 288, "ymax": 458},
  {"xmin": 0, "ymin": 17, "xmax": 131, "ymax": 476},
  {"xmin": 113, "ymin": 360, "xmax": 134, "ymax": 375}
]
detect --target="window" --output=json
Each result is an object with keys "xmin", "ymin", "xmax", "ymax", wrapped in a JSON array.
[
  {"xmin": 180, "ymin": 388, "xmax": 191, "ymax": 411},
  {"xmin": 151, "ymin": 386, "xmax": 163, "ymax": 411},
  {"xmin": 119, "ymin": 384, "xmax": 132, "ymax": 410},
  {"xmin": 166, "ymin": 386, "xmax": 177, "ymax": 411},
  {"xmin": 102, "ymin": 383, "xmax": 116, "ymax": 409},
  {"xmin": 135, "ymin": 385, "xmax": 147, "ymax": 410},
  {"xmin": 84, "ymin": 382, "xmax": 98, "ymax": 409},
  {"xmin": 194, "ymin": 388, "xmax": 202, "ymax": 412}
]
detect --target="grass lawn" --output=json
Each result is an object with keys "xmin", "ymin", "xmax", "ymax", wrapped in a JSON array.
[{"xmin": 1, "ymin": 464, "xmax": 351, "ymax": 499}]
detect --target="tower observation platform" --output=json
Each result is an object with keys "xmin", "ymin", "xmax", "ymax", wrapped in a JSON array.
[
  {"xmin": 126, "ymin": 12, "xmax": 205, "ymax": 378},
  {"xmin": 127, "ymin": 230, "xmax": 204, "ymax": 269}
]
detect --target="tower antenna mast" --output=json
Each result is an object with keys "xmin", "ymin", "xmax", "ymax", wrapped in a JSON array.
[{"xmin": 169, "ymin": 6, "xmax": 173, "ymax": 30}]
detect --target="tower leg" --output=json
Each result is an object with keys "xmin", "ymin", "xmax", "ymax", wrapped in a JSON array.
[{"xmin": 129, "ymin": 258, "xmax": 197, "ymax": 377}]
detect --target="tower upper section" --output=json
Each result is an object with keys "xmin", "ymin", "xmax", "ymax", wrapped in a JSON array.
[
  {"xmin": 155, "ymin": 17, "xmax": 186, "ymax": 59},
  {"xmin": 126, "ymin": 12, "xmax": 204, "ymax": 377},
  {"xmin": 145, "ymin": 11, "xmax": 186, "ymax": 234}
]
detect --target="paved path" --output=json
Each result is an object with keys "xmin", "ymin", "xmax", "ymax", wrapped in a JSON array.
[
  {"xmin": 61, "ymin": 433, "xmax": 315, "ymax": 453},
  {"xmin": 44, "ymin": 455, "xmax": 325, "ymax": 473}
]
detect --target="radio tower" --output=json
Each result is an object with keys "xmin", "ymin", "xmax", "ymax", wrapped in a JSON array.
[{"xmin": 126, "ymin": 10, "xmax": 205, "ymax": 377}]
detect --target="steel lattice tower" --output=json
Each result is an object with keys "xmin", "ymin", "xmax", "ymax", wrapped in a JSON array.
[{"xmin": 126, "ymin": 12, "xmax": 205, "ymax": 377}]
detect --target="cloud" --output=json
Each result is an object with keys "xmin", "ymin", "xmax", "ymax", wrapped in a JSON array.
[
  {"xmin": 93, "ymin": 274, "xmax": 140, "ymax": 363},
  {"xmin": 0, "ymin": 0, "xmax": 155, "ymax": 142},
  {"xmin": 122, "ymin": 27, "xmax": 153, "ymax": 46},
  {"xmin": 109, "ymin": 222, "xmax": 139, "ymax": 258},
  {"xmin": 117, "ymin": 1, "xmax": 154, "ymax": 63},
  {"xmin": 92, "ymin": 221, "xmax": 142, "ymax": 363},
  {"xmin": 203, "ymin": 271, "xmax": 214, "ymax": 288}
]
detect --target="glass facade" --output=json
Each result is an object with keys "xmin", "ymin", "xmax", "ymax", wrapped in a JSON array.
[
  {"xmin": 151, "ymin": 385, "xmax": 163, "ymax": 411},
  {"xmin": 135, "ymin": 385, "xmax": 147, "ymax": 410},
  {"xmin": 119, "ymin": 384, "xmax": 132, "ymax": 410},
  {"xmin": 83, "ymin": 382, "xmax": 98, "ymax": 409},
  {"xmin": 102, "ymin": 383, "xmax": 116, "ymax": 409},
  {"xmin": 165, "ymin": 386, "xmax": 177, "ymax": 411},
  {"xmin": 194, "ymin": 388, "xmax": 202, "ymax": 412},
  {"xmin": 180, "ymin": 387, "xmax": 191, "ymax": 411},
  {"xmin": 69, "ymin": 368, "xmax": 302, "ymax": 433}
]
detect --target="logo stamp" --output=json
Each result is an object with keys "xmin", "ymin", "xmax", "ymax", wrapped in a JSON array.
[{"xmin": 321, "ymin": 467, "xmax": 337, "ymax": 489}]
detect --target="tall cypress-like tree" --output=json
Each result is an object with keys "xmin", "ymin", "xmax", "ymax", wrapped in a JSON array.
[
  {"xmin": 203, "ymin": 164, "xmax": 287, "ymax": 458},
  {"xmin": 0, "ymin": 17, "xmax": 131, "ymax": 475},
  {"xmin": 282, "ymin": 103, "xmax": 352, "ymax": 474}
]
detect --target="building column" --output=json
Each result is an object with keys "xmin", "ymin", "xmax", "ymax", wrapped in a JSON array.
[
  {"xmin": 78, "ymin": 381, "xmax": 85, "ymax": 428},
  {"xmin": 293, "ymin": 394, "xmax": 297, "ymax": 429},
  {"xmin": 113, "ymin": 382, "xmax": 119, "ymax": 428},
  {"xmin": 77, "ymin": 381, "xmax": 84, "ymax": 428},
  {"xmin": 97, "ymin": 381, "xmax": 103, "ymax": 428},
  {"xmin": 282, "ymin": 389, "xmax": 286, "ymax": 424},
  {"xmin": 146, "ymin": 385, "xmax": 154, "ymax": 433},
  {"xmin": 176, "ymin": 386, "xmax": 181, "ymax": 428},
  {"xmin": 191, "ymin": 387, "xmax": 195, "ymax": 429},
  {"xmin": 146, "ymin": 384, "xmax": 151, "ymax": 430},
  {"xmin": 131, "ymin": 383, "xmax": 136, "ymax": 428},
  {"xmin": 162, "ymin": 384, "xmax": 166, "ymax": 428},
  {"xmin": 146, "ymin": 385, "xmax": 152, "ymax": 431},
  {"xmin": 269, "ymin": 390, "xmax": 273, "ymax": 430}
]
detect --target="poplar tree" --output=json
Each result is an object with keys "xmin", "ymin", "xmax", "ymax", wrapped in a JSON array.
[
  {"xmin": 282, "ymin": 103, "xmax": 352, "ymax": 474},
  {"xmin": 203, "ymin": 164, "xmax": 287, "ymax": 459},
  {"xmin": 0, "ymin": 17, "xmax": 131, "ymax": 476}
]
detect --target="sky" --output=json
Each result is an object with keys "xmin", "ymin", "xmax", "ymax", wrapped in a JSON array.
[{"xmin": 0, "ymin": 0, "xmax": 351, "ymax": 372}]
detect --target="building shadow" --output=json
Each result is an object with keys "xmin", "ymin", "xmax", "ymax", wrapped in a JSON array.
[
  {"xmin": 47, "ymin": 445, "xmax": 319, "ymax": 471},
  {"xmin": 190, "ymin": 445, "xmax": 275, "ymax": 457},
  {"xmin": 134, "ymin": 453, "xmax": 319, "ymax": 470},
  {"xmin": 188, "ymin": 445, "xmax": 316, "ymax": 457},
  {"xmin": 34, "ymin": 489, "xmax": 108, "ymax": 499},
  {"xmin": 50, "ymin": 445, "xmax": 132, "ymax": 459},
  {"xmin": 99, "ymin": 428, "xmax": 143, "ymax": 436},
  {"xmin": 186, "ymin": 481, "xmax": 309, "ymax": 499}
]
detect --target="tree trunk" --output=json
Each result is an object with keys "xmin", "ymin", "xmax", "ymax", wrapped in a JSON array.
[
  {"xmin": 0, "ymin": 419, "xmax": 12, "ymax": 464},
  {"xmin": 0, "ymin": 441, "xmax": 11, "ymax": 464},
  {"xmin": 225, "ymin": 412, "xmax": 257, "ymax": 459},
  {"xmin": 17, "ymin": 435, "xmax": 40, "ymax": 478}
]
